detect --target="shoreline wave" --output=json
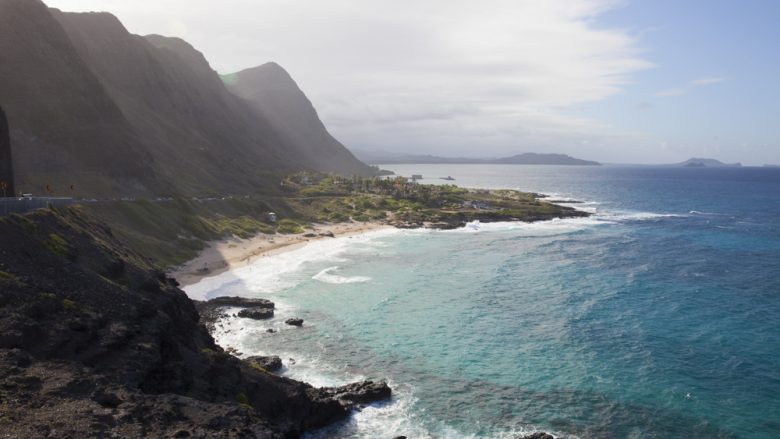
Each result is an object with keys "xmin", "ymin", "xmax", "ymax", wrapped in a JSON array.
[{"xmin": 183, "ymin": 202, "xmax": 690, "ymax": 438}]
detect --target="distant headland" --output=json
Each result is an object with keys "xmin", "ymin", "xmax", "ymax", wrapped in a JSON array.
[{"xmin": 352, "ymin": 150, "xmax": 601, "ymax": 166}]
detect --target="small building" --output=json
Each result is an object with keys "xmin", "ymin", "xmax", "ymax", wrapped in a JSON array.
[
  {"xmin": 267, "ymin": 212, "xmax": 277, "ymax": 223},
  {"xmin": 411, "ymin": 174, "xmax": 423, "ymax": 182}
]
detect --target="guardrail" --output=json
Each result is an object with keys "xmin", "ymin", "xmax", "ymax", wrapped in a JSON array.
[{"xmin": 0, "ymin": 197, "xmax": 75, "ymax": 216}]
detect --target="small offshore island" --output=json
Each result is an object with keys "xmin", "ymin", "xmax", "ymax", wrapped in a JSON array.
[{"xmin": 0, "ymin": 173, "xmax": 583, "ymax": 438}]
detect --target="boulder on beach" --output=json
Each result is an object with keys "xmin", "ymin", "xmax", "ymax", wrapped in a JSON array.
[
  {"xmin": 319, "ymin": 231, "xmax": 335, "ymax": 238},
  {"xmin": 285, "ymin": 317, "xmax": 304, "ymax": 326},
  {"xmin": 238, "ymin": 308, "xmax": 274, "ymax": 320},
  {"xmin": 245, "ymin": 355, "xmax": 283, "ymax": 372}
]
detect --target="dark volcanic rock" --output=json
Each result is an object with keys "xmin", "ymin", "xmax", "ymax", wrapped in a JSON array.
[
  {"xmin": 285, "ymin": 318, "xmax": 304, "ymax": 327},
  {"xmin": 194, "ymin": 296, "xmax": 275, "ymax": 330},
  {"xmin": 203, "ymin": 296, "xmax": 275, "ymax": 309},
  {"xmin": 237, "ymin": 308, "xmax": 274, "ymax": 320},
  {"xmin": 320, "ymin": 380, "xmax": 392, "ymax": 408},
  {"xmin": 245, "ymin": 356, "xmax": 283, "ymax": 373},
  {"xmin": 0, "ymin": 209, "xmax": 391, "ymax": 438},
  {"xmin": 319, "ymin": 231, "xmax": 335, "ymax": 238},
  {"xmin": 517, "ymin": 433, "xmax": 555, "ymax": 439}
]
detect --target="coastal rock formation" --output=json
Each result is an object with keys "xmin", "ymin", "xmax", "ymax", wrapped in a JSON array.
[
  {"xmin": 245, "ymin": 356, "xmax": 283, "ymax": 373},
  {"xmin": 202, "ymin": 297, "xmax": 275, "ymax": 309},
  {"xmin": 517, "ymin": 433, "xmax": 555, "ymax": 439},
  {"xmin": 0, "ymin": 208, "xmax": 391, "ymax": 438},
  {"xmin": 238, "ymin": 308, "xmax": 275, "ymax": 320},
  {"xmin": 0, "ymin": 106, "xmax": 14, "ymax": 197},
  {"xmin": 320, "ymin": 381, "xmax": 392, "ymax": 408},
  {"xmin": 285, "ymin": 318, "xmax": 304, "ymax": 327},
  {"xmin": 194, "ymin": 296, "xmax": 275, "ymax": 329}
]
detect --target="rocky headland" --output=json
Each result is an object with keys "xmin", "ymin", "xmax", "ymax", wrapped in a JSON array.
[{"xmin": 0, "ymin": 208, "xmax": 391, "ymax": 438}]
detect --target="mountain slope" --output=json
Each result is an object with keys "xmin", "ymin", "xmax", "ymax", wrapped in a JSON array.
[
  {"xmin": 0, "ymin": 0, "xmax": 372, "ymax": 197},
  {"xmin": 0, "ymin": 0, "xmax": 159, "ymax": 197},
  {"xmin": 223, "ymin": 63, "xmax": 373, "ymax": 176},
  {"xmin": 51, "ymin": 9, "xmax": 295, "ymax": 195}
]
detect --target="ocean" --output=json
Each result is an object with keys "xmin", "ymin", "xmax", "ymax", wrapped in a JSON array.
[{"xmin": 184, "ymin": 164, "xmax": 780, "ymax": 438}]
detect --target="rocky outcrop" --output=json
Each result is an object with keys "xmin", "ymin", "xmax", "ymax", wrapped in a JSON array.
[
  {"xmin": 320, "ymin": 380, "xmax": 392, "ymax": 408},
  {"xmin": 285, "ymin": 318, "xmax": 304, "ymax": 327},
  {"xmin": 0, "ymin": 208, "xmax": 391, "ymax": 438},
  {"xmin": 0, "ymin": 105, "xmax": 14, "ymax": 197},
  {"xmin": 194, "ymin": 296, "xmax": 276, "ymax": 330},
  {"xmin": 201, "ymin": 297, "xmax": 275, "ymax": 309},
  {"xmin": 245, "ymin": 356, "xmax": 283, "ymax": 373},
  {"xmin": 238, "ymin": 308, "xmax": 274, "ymax": 320},
  {"xmin": 517, "ymin": 433, "xmax": 555, "ymax": 439}
]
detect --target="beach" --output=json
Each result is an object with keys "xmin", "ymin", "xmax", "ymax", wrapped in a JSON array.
[{"xmin": 170, "ymin": 221, "xmax": 390, "ymax": 287}]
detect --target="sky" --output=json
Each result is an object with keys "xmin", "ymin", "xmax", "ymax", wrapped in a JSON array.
[{"xmin": 46, "ymin": 0, "xmax": 780, "ymax": 164}]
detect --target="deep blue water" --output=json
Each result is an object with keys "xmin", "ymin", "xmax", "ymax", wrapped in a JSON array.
[{"xmin": 186, "ymin": 165, "xmax": 780, "ymax": 438}]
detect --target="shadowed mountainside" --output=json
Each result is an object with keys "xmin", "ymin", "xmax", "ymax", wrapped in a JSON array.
[
  {"xmin": 0, "ymin": 106, "xmax": 14, "ymax": 196},
  {"xmin": 0, "ymin": 0, "xmax": 161, "ymax": 197},
  {"xmin": 0, "ymin": 0, "xmax": 372, "ymax": 198},
  {"xmin": 223, "ymin": 63, "xmax": 371, "ymax": 176}
]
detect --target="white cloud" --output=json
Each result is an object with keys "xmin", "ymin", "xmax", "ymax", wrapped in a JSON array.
[
  {"xmin": 46, "ymin": 0, "xmax": 653, "ymax": 158},
  {"xmin": 691, "ymin": 77, "xmax": 725, "ymax": 86},
  {"xmin": 655, "ymin": 88, "xmax": 687, "ymax": 97}
]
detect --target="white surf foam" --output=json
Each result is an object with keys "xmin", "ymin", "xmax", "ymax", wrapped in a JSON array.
[
  {"xmin": 313, "ymin": 266, "xmax": 372, "ymax": 284},
  {"xmin": 183, "ymin": 228, "xmax": 399, "ymax": 300}
]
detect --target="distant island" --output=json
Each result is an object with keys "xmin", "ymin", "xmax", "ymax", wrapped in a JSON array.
[
  {"xmin": 677, "ymin": 158, "xmax": 742, "ymax": 168},
  {"xmin": 352, "ymin": 150, "xmax": 601, "ymax": 166}
]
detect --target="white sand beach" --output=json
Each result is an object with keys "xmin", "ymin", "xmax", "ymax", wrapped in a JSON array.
[{"xmin": 169, "ymin": 221, "xmax": 390, "ymax": 287}]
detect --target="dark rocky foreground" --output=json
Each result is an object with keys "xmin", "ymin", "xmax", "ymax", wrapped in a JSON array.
[{"xmin": 0, "ymin": 208, "xmax": 390, "ymax": 438}]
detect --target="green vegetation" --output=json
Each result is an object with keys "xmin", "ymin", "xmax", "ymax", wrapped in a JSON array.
[
  {"xmin": 249, "ymin": 363, "xmax": 269, "ymax": 374},
  {"xmin": 45, "ymin": 233, "xmax": 69, "ymax": 257},
  {"xmin": 38, "ymin": 171, "xmax": 583, "ymax": 271},
  {"xmin": 61, "ymin": 298, "xmax": 77, "ymax": 311},
  {"xmin": 0, "ymin": 270, "xmax": 22, "ymax": 287},
  {"xmin": 282, "ymin": 172, "xmax": 583, "ymax": 227},
  {"xmin": 235, "ymin": 392, "xmax": 253, "ymax": 409}
]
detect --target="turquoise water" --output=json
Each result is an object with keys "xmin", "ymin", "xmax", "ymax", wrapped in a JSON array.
[{"xmin": 185, "ymin": 165, "xmax": 780, "ymax": 438}]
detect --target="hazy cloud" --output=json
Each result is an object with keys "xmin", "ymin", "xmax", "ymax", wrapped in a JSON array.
[
  {"xmin": 47, "ymin": 0, "xmax": 654, "ymax": 158},
  {"xmin": 691, "ymin": 77, "xmax": 725, "ymax": 86},
  {"xmin": 655, "ymin": 76, "xmax": 725, "ymax": 98},
  {"xmin": 655, "ymin": 88, "xmax": 687, "ymax": 97}
]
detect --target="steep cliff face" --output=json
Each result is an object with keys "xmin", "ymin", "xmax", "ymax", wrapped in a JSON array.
[
  {"xmin": 0, "ymin": 106, "xmax": 14, "ymax": 196},
  {"xmin": 0, "ymin": 0, "xmax": 372, "ymax": 197},
  {"xmin": 52, "ymin": 10, "xmax": 294, "ymax": 195},
  {"xmin": 223, "ymin": 63, "xmax": 374, "ymax": 176},
  {"xmin": 0, "ymin": 0, "xmax": 159, "ymax": 197}
]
